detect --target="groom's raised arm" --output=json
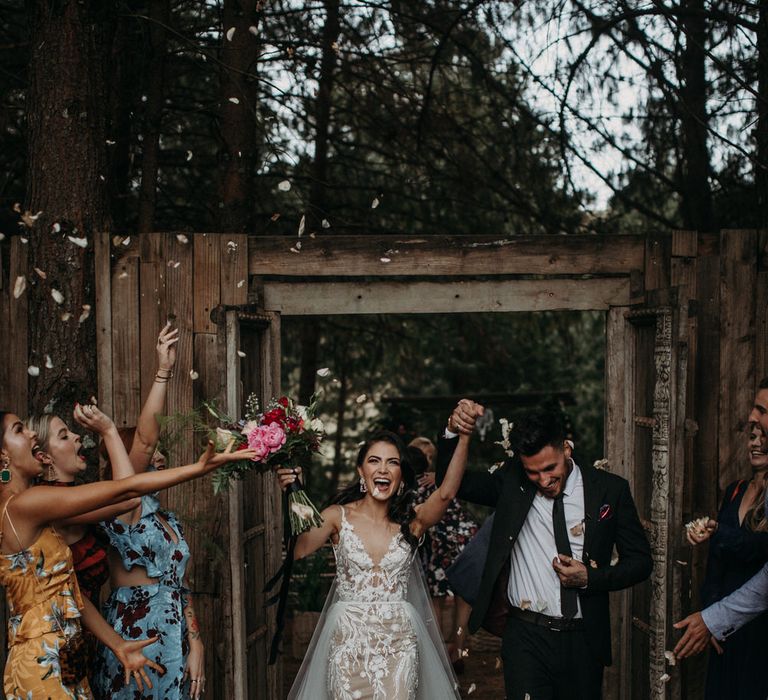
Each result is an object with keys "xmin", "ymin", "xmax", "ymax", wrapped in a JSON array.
[{"xmin": 435, "ymin": 434, "xmax": 502, "ymax": 507}]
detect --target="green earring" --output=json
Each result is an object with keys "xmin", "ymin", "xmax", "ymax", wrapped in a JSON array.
[{"xmin": 1, "ymin": 456, "xmax": 11, "ymax": 484}]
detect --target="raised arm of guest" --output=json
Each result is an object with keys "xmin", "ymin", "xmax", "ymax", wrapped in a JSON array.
[
  {"xmin": 129, "ymin": 321, "xmax": 178, "ymax": 472},
  {"xmin": 182, "ymin": 588, "xmax": 205, "ymax": 700}
]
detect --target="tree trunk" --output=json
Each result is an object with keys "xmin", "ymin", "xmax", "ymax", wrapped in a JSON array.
[
  {"xmin": 678, "ymin": 0, "xmax": 714, "ymax": 230},
  {"xmin": 757, "ymin": 0, "xmax": 768, "ymax": 228},
  {"xmin": 217, "ymin": 0, "xmax": 261, "ymax": 231},
  {"xmin": 137, "ymin": 0, "xmax": 170, "ymax": 233},
  {"xmin": 25, "ymin": 0, "xmax": 113, "ymax": 414}
]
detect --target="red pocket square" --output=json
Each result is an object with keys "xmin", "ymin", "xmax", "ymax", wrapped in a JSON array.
[{"xmin": 598, "ymin": 504, "xmax": 613, "ymax": 521}]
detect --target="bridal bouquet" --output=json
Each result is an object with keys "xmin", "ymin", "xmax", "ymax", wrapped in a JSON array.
[{"xmin": 206, "ymin": 394, "xmax": 325, "ymax": 536}]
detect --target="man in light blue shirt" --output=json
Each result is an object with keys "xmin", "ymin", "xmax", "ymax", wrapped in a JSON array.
[{"xmin": 674, "ymin": 379, "xmax": 768, "ymax": 658}]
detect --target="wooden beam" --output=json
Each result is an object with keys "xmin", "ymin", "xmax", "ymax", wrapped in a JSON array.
[
  {"xmin": 94, "ymin": 231, "xmax": 114, "ymax": 418},
  {"xmin": 262, "ymin": 277, "xmax": 631, "ymax": 315},
  {"xmin": 248, "ymin": 234, "xmax": 646, "ymax": 277}
]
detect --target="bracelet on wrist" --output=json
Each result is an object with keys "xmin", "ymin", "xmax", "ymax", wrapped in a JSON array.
[
  {"xmin": 154, "ymin": 376, "xmax": 169, "ymax": 383},
  {"xmin": 156, "ymin": 368, "xmax": 174, "ymax": 378}
]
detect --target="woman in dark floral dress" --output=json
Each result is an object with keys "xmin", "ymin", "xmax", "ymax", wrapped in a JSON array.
[{"xmin": 409, "ymin": 438, "xmax": 478, "ymax": 671}]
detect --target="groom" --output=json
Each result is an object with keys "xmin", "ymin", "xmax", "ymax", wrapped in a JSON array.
[{"xmin": 437, "ymin": 401, "xmax": 652, "ymax": 699}]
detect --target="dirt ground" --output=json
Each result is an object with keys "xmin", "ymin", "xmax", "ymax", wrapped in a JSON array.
[{"xmin": 282, "ymin": 646, "xmax": 507, "ymax": 698}]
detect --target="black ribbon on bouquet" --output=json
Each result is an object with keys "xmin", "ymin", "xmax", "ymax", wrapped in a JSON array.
[{"xmin": 264, "ymin": 479, "xmax": 302, "ymax": 665}]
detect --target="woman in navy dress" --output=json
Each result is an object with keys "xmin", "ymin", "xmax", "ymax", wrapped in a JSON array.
[{"xmin": 692, "ymin": 423, "xmax": 768, "ymax": 700}]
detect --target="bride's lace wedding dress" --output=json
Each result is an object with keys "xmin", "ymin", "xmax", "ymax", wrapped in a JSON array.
[{"xmin": 288, "ymin": 506, "xmax": 460, "ymax": 700}]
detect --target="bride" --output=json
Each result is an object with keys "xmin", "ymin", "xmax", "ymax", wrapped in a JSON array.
[{"xmin": 276, "ymin": 428, "xmax": 471, "ymax": 699}]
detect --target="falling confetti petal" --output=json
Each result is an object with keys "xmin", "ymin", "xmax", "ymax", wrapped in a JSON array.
[
  {"xmin": 664, "ymin": 650, "xmax": 676, "ymax": 666},
  {"xmin": 45, "ymin": 355, "xmax": 53, "ymax": 369},
  {"xmin": 51, "ymin": 289, "xmax": 64, "ymax": 304},
  {"xmin": 227, "ymin": 240, "xmax": 237, "ymax": 252},
  {"xmin": 28, "ymin": 365, "xmax": 40, "ymax": 377},
  {"xmin": 176, "ymin": 234, "xmax": 189, "ymax": 244},
  {"xmin": 13, "ymin": 276, "xmax": 26, "ymax": 299},
  {"xmin": 19, "ymin": 210, "xmax": 42, "ymax": 228},
  {"xmin": 660, "ymin": 673, "xmax": 670, "ymax": 683},
  {"xmin": 237, "ymin": 279, "xmax": 245, "ymax": 288},
  {"xmin": 121, "ymin": 236, "xmax": 131, "ymax": 246},
  {"xmin": 20, "ymin": 237, "xmax": 28, "ymax": 244},
  {"xmin": 278, "ymin": 180, "xmax": 291, "ymax": 192},
  {"xmin": 226, "ymin": 27, "xmax": 236, "ymax": 41},
  {"xmin": 61, "ymin": 312, "xmax": 72, "ymax": 322},
  {"xmin": 186, "ymin": 151, "xmax": 193, "ymax": 161},
  {"xmin": 380, "ymin": 257, "xmax": 391, "ymax": 263},
  {"xmin": 52, "ymin": 222, "xmax": 61, "ymax": 233},
  {"xmin": 297, "ymin": 215, "xmax": 305, "ymax": 237},
  {"xmin": 237, "ymin": 350, "xmax": 246, "ymax": 358},
  {"xmin": 317, "ymin": 368, "xmax": 331, "ymax": 377},
  {"xmin": 355, "ymin": 393, "xmax": 367, "ymax": 404},
  {"xmin": 289, "ymin": 247, "xmax": 301, "ymax": 254},
  {"xmin": 468, "ymin": 683, "xmax": 476, "ymax": 695},
  {"xmin": 321, "ymin": 219, "xmax": 331, "ymax": 229},
  {"xmin": 0, "ymin": 233, "xmax": 5, "ymax": 241},
  {"xmin": 248, "ymin": 25, "xmax": 258, "ymax": 35},
  {"xmin": 371, "ymin": 197, "xmax": 380, "ymax": 209},
  {"xmin": 570, "ymin": 521, "xmax": 584, "ymax": 537},
  {"xmin": 190, "ymin": 370, "xmax": 199, "ymax": 380},
  {"xmin": 228, "ymin": 97, "xmax": 240, "ymax": 104},
  {"xmin": 495, "ymin": 657, "xmax": 502, "ymax": 670},
  {"xmin": 106, "ymin": 139, "xmax": 116, "ymax": 145},
  {"xmin": 118, "ymin": 271, "xmax": 129, "ymax": 279},
  {"xmin": 34, "ymin": 267, "xmax": 47, "ymax": 279},
  {"xmin": 79, "ymin": 305, "xmax": 92, "ymax": 323},
  {"xmin": 68, "ymin": 236, "xmax": 88, "ymax": 248}
]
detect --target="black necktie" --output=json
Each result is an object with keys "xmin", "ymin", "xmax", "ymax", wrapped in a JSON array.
[{"xmin": 553, "ymin": 494, "xmax": 578, "ymax": 618}]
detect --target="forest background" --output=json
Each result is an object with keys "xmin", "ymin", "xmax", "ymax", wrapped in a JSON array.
[{"xmin": 0, "ymin": 0, "xmax": 765, "ymax": 506}]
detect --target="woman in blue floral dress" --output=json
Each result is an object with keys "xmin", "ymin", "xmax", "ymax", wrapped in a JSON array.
[{"xmin": 93, "ymin": 491, "xmax": 195, "ymax": 699}]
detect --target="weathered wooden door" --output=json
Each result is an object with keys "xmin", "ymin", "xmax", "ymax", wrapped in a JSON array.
[
  {"xmin": 224, "ymin": 308, "xmax": 282, "ymax": 699},
  {"xmin": 604, "ymin": 289, "xmax": 690, "ymax": 700}
]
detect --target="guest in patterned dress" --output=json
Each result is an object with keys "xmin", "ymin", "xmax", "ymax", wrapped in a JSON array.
[
  {"xmin": 0, "ymin": 410, "xmax": 244, "ymax": 698},
  {"xmin": 410, "ymin": 437, "xmax": 478, "ymax": 672}
]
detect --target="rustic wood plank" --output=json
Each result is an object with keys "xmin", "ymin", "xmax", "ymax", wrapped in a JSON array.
[
  {"xmin": 603, "ymin": 306, "xmax": 634, "ymax": 700},
  {"xmin": 193, "ymin": 234, "xmax": 221, "ymax": 334},
  {"xmin": 111, "ymin": 256, "xmax": 141, "ymax": 427},
  {"xmin": 262, "ymin": 278, "xmax": 631, "ymax": 315},
  {"xmin": 757, "ymin": 271, "xmax": 768, "ymax": 384},
  {"xmin": 164, "ymin": 234, "xmax": 194, "ymax": 463},
  {"xmin": 644, "ymin": 234, "xmax": 672, "ymax": 291},
  {"xmin": 248, "ymin": 234, "xmax": 646, "ymax": 277},
  {"xmin": 718, "ymin": 230, "xmax": 757, "ymax": 491},
  {"xmin": 139, "ymin": 258, "xmax": 164, "ymax": 403},
  {"xmin": 671, "ymin": 230, "xmax": 698, "ymax": 258},
  {"xmin": 224, "ymin": 312, "xmax": 248, "ymax": 700},
  {"xmin": 220, "ymin": 233, "xmax": 248, "ymax": 306},
  {"xmin": 94, "ymin": 231, "xmax": 114, "ymax": 417}
]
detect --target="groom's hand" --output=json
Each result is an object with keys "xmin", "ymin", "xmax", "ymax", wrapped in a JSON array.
[
  {"xmin": 553, "ymin": 554, "xmax": 588, "ymax": 587},
  {"xmin": 448, "ymin": 399, "xmax": 485, "ymax": 435}
]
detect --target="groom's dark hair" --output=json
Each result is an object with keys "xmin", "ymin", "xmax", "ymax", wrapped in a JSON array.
[{"xmin": 511, "ymin": 410, "xmax": 567, "ymax": 457}]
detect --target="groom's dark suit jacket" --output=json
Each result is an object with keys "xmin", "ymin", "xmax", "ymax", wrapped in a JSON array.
[{"xmin": 436, "ymin": 437, "xmax": 652, "ymax": 666}]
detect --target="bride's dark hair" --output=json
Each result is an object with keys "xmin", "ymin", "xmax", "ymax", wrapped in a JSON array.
[{"xmin": 329, "ymin": 430, "xmax": 419, "ymax": 550}]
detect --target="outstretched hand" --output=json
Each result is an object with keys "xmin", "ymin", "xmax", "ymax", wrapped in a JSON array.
[
  {"xmin": 73, "ymin": 403, "xmax": 115, "ymax": 435},
  {"xmin": 198, "ymin": 440, "xmax": 258, "ymax": 472},
  {"xmin": 156, "ymin": 321, "xmax": 179, "ymax": 371},
  {"xmin": 115, "ymin": 636, "xmax": 165, "ymax": 691},
  {"xmin": 448, "ymin": 399, "xmax": 485, "ymax": 435},
  {"xmin": 673, "ymin": 612, "xmax": 717, "ymax": 659}
]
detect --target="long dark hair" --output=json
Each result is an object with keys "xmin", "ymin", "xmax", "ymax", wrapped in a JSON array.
[
  {"xmin": 329, "ymin": 431, "xmax": 419, "ymax": 550},
  {"xmin": 0, "ymin": 411, "xmax": 9, "ymax": 448}
]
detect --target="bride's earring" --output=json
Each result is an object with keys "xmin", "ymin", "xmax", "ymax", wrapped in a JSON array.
[
  {"xmin": 0, "ymin": 454, "xmax": 11, "ymax": 484},
  {"xmin": 397, "ymin": 482, "xmax": 404, "ymax": 496},
  {"xmin": 47, "ymin": 463, "xmax": 57, "ymax": 482},
  {"xmin": 359, "ymin": 479, "xmax": 367, "ymax": 493}
]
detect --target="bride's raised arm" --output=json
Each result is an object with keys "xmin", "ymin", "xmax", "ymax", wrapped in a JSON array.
[{"xmin": 410, "ymin": 431, "xmax": 471, "ymax": 538}]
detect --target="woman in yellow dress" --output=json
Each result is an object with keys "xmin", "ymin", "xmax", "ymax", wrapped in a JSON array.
[{"xmin": 0, "ymin": 410, "xmax": 254, "ymax": 699}]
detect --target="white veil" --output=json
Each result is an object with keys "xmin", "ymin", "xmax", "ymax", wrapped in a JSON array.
[{"xmin": 287, "ymin": 558, "xmax": 460, "ymax": 699}]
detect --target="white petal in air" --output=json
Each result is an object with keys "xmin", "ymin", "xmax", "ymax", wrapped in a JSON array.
[
  {"xmin": 226, "ymin": 27, "xmax": 236, "ymax": 41},
  {"xmin": 13, "ymin": 276, "xmax": 26, "ymax": 299},
  {"xmin": 228, "ymin": 97, "xmax": 240, "ymax": 104},
  {"xmin": 68, "ymin": 236, "xmax": 88, "ymax": 248},
  {"xmin": 190, "ymin": 369, "xmax": 199, "ymax": 380},
  {"xmin": 316, "ymin": 368, "xmax": 331, "ymax": 377},
  {"xmin": 237, "ymin": 350, "xmax": 246, "ymax": 358},
  {"xmin": 51, "ymin": 289, "xmax": 64, "ymax": 304},
  {"xmin": 321, "ymin": 219, "xmax": 330, "ymax": 229},
  {"xmin": 79, "ymin": 305, "xmax": 92, "ymax": 324},
  {"xmin": 27, "ymin": 365, "xmax": 40, "ymax": 377},
  {"xmin": 45, "ymin": 355, "xmax": 53, "ymax": 369},
  {"xmin": 176, "ymin": 234, "xmax": 189, "ymax": 244},
  {"xmin": 278, "ymin": 180, "xmax": 291, "ymax": 192}
]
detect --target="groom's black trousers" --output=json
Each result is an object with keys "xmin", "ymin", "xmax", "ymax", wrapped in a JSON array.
[{"xmin": 501, "ymin": 614, "xmax": 603, "ymax": 700}]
